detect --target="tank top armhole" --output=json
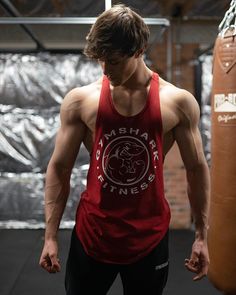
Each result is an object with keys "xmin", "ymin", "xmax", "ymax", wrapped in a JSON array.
[
  {"xmin": 152, "ymin": 73, "xmax": 165, "ymax": 167},
  {"xmin": 95, "ymin": 76, "xmax": 108, "ymax": 130},
  {"xmin": 151, "ymin": 73, "xmax": 163, "ymax": 143},
  {"xmin": 89, "ymin": 76, "xmax": 108, "ymax": 157}
]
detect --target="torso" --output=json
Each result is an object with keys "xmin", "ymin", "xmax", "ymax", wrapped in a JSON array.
[{"xmin": 68, "ymin": 75, "xmax": 180, "ymax": 157}]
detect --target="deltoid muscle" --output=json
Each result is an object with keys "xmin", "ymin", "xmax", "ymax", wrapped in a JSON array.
[{"xmin": 208, "ymin": 1, "xmax": 236, "ymax": 294}]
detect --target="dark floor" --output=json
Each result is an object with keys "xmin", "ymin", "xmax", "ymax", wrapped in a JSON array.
[{"xmin": 0, "ymin": 229, "xmax": 221, "ymax": 295}]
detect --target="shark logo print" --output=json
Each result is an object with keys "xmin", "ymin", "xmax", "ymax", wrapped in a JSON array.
[
  {"xmin": 102, "ymin": 136, "xmax": 150, "ymax": 186},
  {"xmin": 95, "ymin": 128, "xmax": 159, "ymax": 196}
]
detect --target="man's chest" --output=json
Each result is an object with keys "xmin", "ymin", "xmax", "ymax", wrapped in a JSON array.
[{"xmin": 81, "ymin": 89, "xmax": 179, "ymax": 136}]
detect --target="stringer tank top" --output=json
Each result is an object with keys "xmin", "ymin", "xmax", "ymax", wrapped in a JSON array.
[{"xmin": 76, "ymin": 72, "xmax": 171, "ymax": 264}]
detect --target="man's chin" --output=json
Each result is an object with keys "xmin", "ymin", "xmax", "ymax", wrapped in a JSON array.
[{"xmin": 110, "ymin": 79, "xmax": 121, "ymax": 86}]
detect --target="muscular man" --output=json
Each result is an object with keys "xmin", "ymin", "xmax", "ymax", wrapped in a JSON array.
[{"xmin": 39, "ymin": 5, "xmax": 210, "ymax": 295}]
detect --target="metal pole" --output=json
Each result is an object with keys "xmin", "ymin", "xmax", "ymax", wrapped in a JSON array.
[
  {"xmin": 166, "ymin": 25, "xmax": 172, "ymax": 82},
  {"xmin": 0, "ymin": 17, "xmax": 170, "ymax": 26},
  {"xmin": 105, "ymin": 0, "xmax": 112, "ymax": 11}
]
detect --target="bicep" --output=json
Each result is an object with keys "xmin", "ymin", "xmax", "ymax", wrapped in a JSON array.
[
  {"xmin": 49, "ymin": 108, "xmax": 86, "ymax": 171},
  {"xmin": 173, "ymin": 94, "xmax": 205, "ymax": 170}
]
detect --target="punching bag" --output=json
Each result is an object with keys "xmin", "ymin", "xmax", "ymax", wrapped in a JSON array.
[{"xmin": 208, "ymin": 2, "xmax": 236, "ymax": 294}]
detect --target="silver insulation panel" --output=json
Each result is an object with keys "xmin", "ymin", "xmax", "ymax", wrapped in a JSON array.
[
  {"xmin": 200, "ymin": 54, "xmax": 213, "ymax": 165},
  {"xmin": 0, "ymin": 52, "xmax": 102, "ymax": 228}
]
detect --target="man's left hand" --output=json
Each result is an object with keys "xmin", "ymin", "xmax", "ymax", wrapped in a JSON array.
[{"xmin": 185, "ymin": 239, "xmax": 210, "ymax": 281}]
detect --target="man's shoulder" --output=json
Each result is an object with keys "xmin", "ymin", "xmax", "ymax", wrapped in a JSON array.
[
  {"xmin": 160, "ymin": 78, "xmax": 192, "ymax": 102},
  {"xmin": 160, "ymin": 78, "xmax": 198, "ymax": 111},
  {"xmin": 61, "ymin": 78, "xmax": 102, "ymax": 112},
  {"xmin": 159, "ymin": 78, "xmax": 200, "ymax": 125}
]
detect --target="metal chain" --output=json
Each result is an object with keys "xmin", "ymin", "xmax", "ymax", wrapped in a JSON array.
[{"xmin": 218, "ymin": 0, "xmax": 236, "ymax": 36}]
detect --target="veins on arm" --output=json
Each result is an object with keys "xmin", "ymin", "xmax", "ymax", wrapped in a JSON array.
[
  {"xmin": 44, "ymin": 89, "xmax": 86, "ymax": 238},
  {"xmin": 173, "ymin": 90, "xmax": 210, "ymax": 238}
]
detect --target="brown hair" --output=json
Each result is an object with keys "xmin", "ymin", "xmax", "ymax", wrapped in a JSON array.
[{"xmin": 84, "ymin": 4, "xmax": 150, "ymax": 61}]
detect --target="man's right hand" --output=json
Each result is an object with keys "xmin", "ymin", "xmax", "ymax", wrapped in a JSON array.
[{"xmin": 39, "ymin": 239, "xmax": 61, "ymax": 273}]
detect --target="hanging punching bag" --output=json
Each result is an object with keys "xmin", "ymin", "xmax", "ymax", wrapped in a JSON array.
[{"xmin": 208, "ymin": 1, "xmax": 236, "ymax": 294}]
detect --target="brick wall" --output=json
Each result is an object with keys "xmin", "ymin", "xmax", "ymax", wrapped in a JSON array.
[
  {"xmin": 164, "ymin": 144, "xmax": 191, "ymax": 229},
  {"xmin": 149, "ymin": 37, "xmax": 200, "ymax": 229}
]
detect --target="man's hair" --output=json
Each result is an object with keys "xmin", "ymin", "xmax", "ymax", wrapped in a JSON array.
[{"xmin": 84, "ymin": 4, "xmax": 150, "ymax": 60}]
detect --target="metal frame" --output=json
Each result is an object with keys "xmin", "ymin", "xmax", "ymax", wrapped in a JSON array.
[
  {"xmin": 0, "ymin": 48, "xmax": 84, "ymax": 54},
  {"xmin": 0, "ymin": 17, "xmax": 170, "ymax": 52},
  {"xmin": 0, "ymin": 17, "xmax": 170, "ymax": 26},
  {"xmin": 0, "ymin": 0, "xmax": 170, "ymax": 53}
]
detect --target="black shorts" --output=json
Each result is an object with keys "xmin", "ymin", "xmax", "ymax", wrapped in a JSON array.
[{"xmin": 65, "ymin": 227, "xmax": 169, "ymax": 295}]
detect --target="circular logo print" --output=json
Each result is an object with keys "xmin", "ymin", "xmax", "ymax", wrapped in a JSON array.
[{"xmin": 102, "ymin": 136, "xmax": 150, "ymax": 186}]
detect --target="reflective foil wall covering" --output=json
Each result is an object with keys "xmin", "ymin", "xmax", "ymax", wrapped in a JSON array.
[
  {"xmin": 200, "ymin": 54, "xmax": 212, "ymax": 165},
  {"xmin": 0, "ymin": 52, "xmax": 102, "ymax": 228}
]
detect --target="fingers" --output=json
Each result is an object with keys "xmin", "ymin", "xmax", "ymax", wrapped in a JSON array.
[
  {"xmin": 185, "ymin": 251, "xmax": 199, "ymax": 271},
  {"xmin": 184, "ymin": 258, "xmax": 204, "ymax": 281},
  {"xmin": 39, "ymin": 253, "xmax": 61, "ymax": 273},
  {"xmin": 185, "ymin": 258, "xmax": 200, "ymax": 276},
  {"xmin": 185, "ymin": 252, "xmax": 209, "ymax": 281},
  {"xmin": 49, "ymin": 254, "xmax": 61, "ymax": 273},
  {"xmin": 193, "ymin": 258, "xmax": 209, "ymax": 281},
  {"xmin": 39, "ymin": 240, "xmax": 61, "ymax": 274}
]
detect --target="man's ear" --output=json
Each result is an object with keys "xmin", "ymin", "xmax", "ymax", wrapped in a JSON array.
[{"xmin": 134, "ymin": 49, "xmax": 145, "ymax": 58}]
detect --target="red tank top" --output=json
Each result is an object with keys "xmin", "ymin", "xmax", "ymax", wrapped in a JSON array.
[{"xmin": 76, "ymin": 72, "xmax": 170, "ymax": 264}]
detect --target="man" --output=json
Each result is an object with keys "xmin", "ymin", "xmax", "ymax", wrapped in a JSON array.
[{"xmin": 39, "ymin": 4, "xmax": 210, "ymax": 295}]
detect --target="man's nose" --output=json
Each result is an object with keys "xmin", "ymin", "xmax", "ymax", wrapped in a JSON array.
[{"xmin": 100, "ymin": 61, "xmax": 110, "ymax": 76}]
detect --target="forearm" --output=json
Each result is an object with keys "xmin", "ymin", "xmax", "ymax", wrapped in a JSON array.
[
  {"xmin": 186, "ymin": 161, "xmax": 210, "ymax": 240},
  {"xmin": 44, "ymin": 162, "xmax": 71, "ymax": 241}
]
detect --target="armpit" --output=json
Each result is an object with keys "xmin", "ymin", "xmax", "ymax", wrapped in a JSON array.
[{"xmin": 163, "ymin": 130, "xmax": 175, "ymax": 156}]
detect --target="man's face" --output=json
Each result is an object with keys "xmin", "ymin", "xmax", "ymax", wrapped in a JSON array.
[{"xmin": 98, "ymin": 53, "xmax": 138, "ymax": 86}]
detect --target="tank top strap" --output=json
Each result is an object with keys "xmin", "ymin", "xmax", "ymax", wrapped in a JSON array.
[
  {"xmin": 149, "ymin": 72, "xmax": 161, "ymax": 111},
  {"xmin": 148, "ymin": 72, "xmax": 163, "ymax": 135},
  {"xmin": 100, "ymin": 75, "xmax": 111, "ymax": 111},
  {"xmin": 149, "ymin": 72, "xmax": 159, "ymax": 103},
  {"xmin": 95, "ymin": 75, "xmax": 112, "ymax": 126}
]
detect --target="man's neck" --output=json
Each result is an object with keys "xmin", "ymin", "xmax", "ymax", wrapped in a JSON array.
[{"xmin": 120, "ymin": 59, "xmax": 152, "ymax": 90}]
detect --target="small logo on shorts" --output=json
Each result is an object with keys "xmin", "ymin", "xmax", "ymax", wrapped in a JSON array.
[{"xmin": 155, "ymin": 261, "xmax": 169, "ymax": 270}]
